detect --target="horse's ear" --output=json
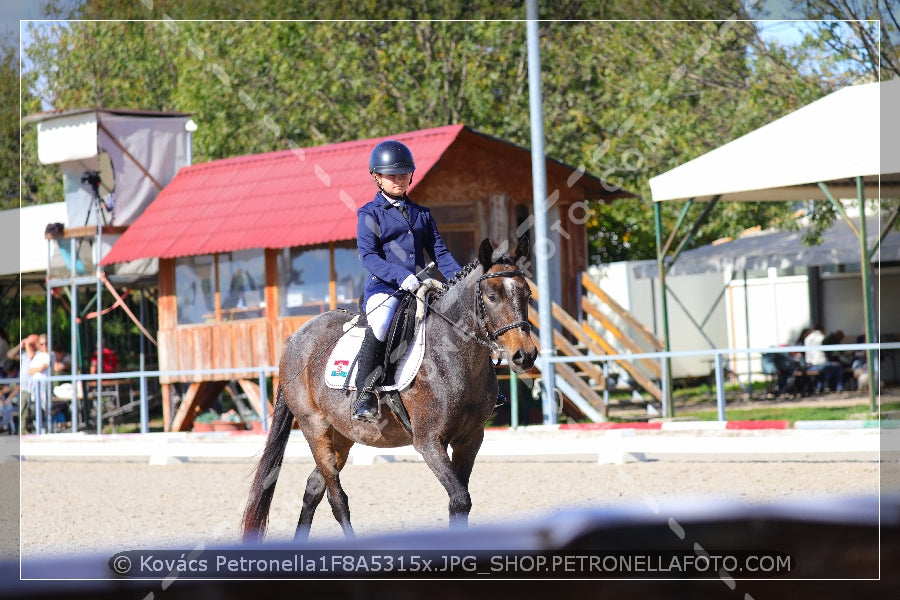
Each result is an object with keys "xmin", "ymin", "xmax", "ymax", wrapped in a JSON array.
[
  {"xmin": 478, "ymin": 238, "xmax": 494, "ymax": 271},
  {"xmin": 513, "ymin": 233, "xmax": 530, "ymax": 261}
]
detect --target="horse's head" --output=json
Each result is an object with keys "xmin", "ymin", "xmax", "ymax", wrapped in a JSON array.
[{"xmin": 476, "ymin": 234, "xmax": 538, "ymax": 373}]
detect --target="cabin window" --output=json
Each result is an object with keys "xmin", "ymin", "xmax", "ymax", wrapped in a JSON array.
[
  {"xmin": 279, "ymin": 245, "xmax": 331, "ymax": 316},
  {"xmin": 218, "ymin": 249, "xmax": 266, "ymax": 319},
  {"xmin": 333, "ymin": 245, "xmax": 367, "ymax": 312},
  {"xmin": 174, "ymin": 249, "xmax": 266, "ymax": 324},
  {"xmin": 175, "ymin": 255, "xmax": 215, "ymax": 325},
  {"xmin": 429, "ymin": 203, "xmax": 479, "ymax": 265},
  {"xmin": 277, "ymin": 242, "xmax": 367, "ymax": 316}
]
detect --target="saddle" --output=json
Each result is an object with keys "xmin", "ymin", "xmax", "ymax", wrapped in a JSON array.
[
  {"xmin": 356, "ymin": 292, "xmax": 418, "ymax": 386},
  {"xmin": 325, "ymin": 281, "xmax": 445, "ymax": 432}
]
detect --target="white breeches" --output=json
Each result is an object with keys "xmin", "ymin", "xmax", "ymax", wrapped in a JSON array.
[{"xmin": 365, "ymin": 293, "xmax": 399, "ymax": 342}]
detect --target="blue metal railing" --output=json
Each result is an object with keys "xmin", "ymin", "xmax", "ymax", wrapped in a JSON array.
[
  {"xmin": 7, "ymin": 366, "xmax": 277, "ymax": 435},
  {"xmin": 6, "ymin": 342, "xmax": 897, "ymax": 435},
  {"xmin": 544, "ymin": 342, "xmax": 898, "ymax": 421}
]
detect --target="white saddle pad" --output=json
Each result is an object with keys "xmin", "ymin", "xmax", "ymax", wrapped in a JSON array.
[{"xmin": 325, "ymin": 321, "xmax": 426, "ymax": 392}]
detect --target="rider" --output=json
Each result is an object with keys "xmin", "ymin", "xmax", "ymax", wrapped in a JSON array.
[{"xmin": 353, "ymin": 140, "xmax": 462, "ymax": 422}]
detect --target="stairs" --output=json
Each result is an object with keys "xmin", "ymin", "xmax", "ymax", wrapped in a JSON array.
[{"xmin": 526, "ymin": 273, "xmax": 664, "ymax": 422}]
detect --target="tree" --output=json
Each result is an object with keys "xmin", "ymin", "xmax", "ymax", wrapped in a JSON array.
[
  {"xmin": 749, "ymin": 1, "xmax": 900, "ymax": 246},
  {"xmin": 0, "ymin": 34, "xmax": 18, "ymax": 210},
  {"xmin": 18, "ymin": 0, "xmax": 878, "ymax": 263},
  {"xmin": 784, "ymin": 0, "xmax": 898, "ymax": 80}
]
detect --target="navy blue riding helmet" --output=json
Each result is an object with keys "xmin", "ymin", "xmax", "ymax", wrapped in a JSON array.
[{"xmin": 369, "ymin": 140, "xmax": 415, "ymax": 175}]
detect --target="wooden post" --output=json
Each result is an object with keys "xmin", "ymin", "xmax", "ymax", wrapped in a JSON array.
[
  {"xmin": 158, "ymin": 259, "xmax": 176, "ymax": 431},
  {"xmin": 213, "ymin": 255, "xmax": 221, "ymax": 321},
  {"xmin": 329, "ymin": 242, "xmax": 337, "ymax": 311}
]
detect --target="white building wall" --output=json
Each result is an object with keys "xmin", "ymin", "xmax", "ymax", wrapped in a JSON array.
[
  {"xmin": 725, "ymin": 269, "xmax": 811, "ymax": 379},
  {"xmin": 589, "ymin": 263, "xmax": 728, "ymax": 380},
  {"xmin": 590, "ymin": 262, "xmax": 898, "ymax": 383}
]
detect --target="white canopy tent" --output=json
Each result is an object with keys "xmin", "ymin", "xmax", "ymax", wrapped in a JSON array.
[
  {"xmin": 647, "ymin": 78, "xmax": 900, "ymax": 413},
  {"xmin": 650, "ymin": 78, "xmax": 900, "ymax": 203}
]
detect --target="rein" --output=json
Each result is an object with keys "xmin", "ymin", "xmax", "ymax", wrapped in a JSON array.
[
  {"xmin": 426, "ymin": 268, "xmax": 531, "ymax": 356},
  {"xmin": 282, "ymin": 265, "xmax": 531, "ymax": 388}
]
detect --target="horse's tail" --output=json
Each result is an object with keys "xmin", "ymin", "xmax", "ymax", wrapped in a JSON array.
[{"xmin": 241, "ymin": 384, "xmax": 293, "ymax": 542}]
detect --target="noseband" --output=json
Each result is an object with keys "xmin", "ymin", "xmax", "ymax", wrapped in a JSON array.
[{"xmin": 476, "ymin": 269, "xmax": 532, "ymax": 343}]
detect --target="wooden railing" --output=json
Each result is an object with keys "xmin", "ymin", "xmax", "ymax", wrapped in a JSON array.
[{"xmin": 526, "ymin": 273, "xmax": 664, "ymax": 420}]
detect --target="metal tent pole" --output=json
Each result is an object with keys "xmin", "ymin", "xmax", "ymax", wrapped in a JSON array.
[
  {"xmin": 70, "ymin": 238, "xmax": 80, "ymax": 431},
  {"xmin": 818, "ymin": 179, "xmax": 877, "ymax": 412},
  {"xmin": 654, "ymin": 202, "xmax": 673, "ymax": 417},
  {"xmin": 95, "ymin": 212, "xmax": 104, "ymax": 435},
  {"xmin": 855, "ymin": 177, "xmax": 877, "ymax": 412},
  {"xmin": 139, "ymin": 289, "xmax": 149, "ymax": 433}
]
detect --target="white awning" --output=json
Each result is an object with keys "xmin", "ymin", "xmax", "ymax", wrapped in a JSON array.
[
  {"xmin": 632, "ymin": 215, "xmax": 900, "ymax": 278},
  {"xmin": 649, "ymin": 78, "xmax": 900, "ymax": 203},
  {"xmin": 0, "ymin": 202, "xmax": 68, "ymax": 277}
]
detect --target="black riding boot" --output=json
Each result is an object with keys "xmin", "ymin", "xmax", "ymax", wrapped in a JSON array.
[{"xmin": 352, "ymin": 327, "xmax": 386, "ymax": 423}]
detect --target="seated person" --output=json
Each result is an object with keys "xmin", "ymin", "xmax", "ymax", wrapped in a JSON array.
[
  {"xmin": 52, "ymin": 345, "xmax": 72, "ymax": 375},
  {"xmin": 823, "ymin": 329, "xmax": 854, "ymax": 390},
  {"xmin": 0, "ymin": 360, "xmax": 20, "ymax": 434},
  {"xmin": 804, "ymin": 325, "xmax": 842, "ymax": 393},
  {"xmin": 89, "ymin": 347, "xmax": 119, "ymax": 375}
]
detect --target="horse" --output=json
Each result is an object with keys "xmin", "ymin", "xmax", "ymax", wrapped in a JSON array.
[{"xmin": 241, "ymin": 235, "xmax": 537, "ymax": 541}]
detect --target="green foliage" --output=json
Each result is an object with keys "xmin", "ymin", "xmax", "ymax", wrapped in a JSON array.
[
  {"xmin": 0, "ymin": 35, "xmax": 17, "ymax": 209},
  {"xmin": 14, "ymin": 0, "xmax": 893, "ymax": 262}
]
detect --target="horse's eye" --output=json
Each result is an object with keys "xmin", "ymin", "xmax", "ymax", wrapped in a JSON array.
[{"xmin": 486, "ymin": 293, "xmax": 498, "ymax": 303}]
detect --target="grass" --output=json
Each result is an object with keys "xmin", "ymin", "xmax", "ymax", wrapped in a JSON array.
[
  {"xmin": 672, "ymin": 403, "xmax": 890, "ymax": 424},
  {"xmin": 614, "ymin": 401, "xmax": 900, "ymax": 425}
]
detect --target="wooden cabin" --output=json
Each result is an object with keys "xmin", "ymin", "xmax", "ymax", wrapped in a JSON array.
[{"xmin": 101, "ymin": 124, "xmax": 631, "ymax": 430}]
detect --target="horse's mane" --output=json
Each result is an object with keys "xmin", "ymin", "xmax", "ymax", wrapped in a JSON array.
[
  {"xmin": 444, "ymin": 253, "xmax": 517, "ymax": 289},
  {"xmin": 444, "ymin": 258, "xmax": 479, "ymax": 289}
]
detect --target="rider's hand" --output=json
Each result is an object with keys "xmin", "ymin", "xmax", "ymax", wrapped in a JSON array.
[
  {"xmin": 421, "ymin": 278, "xmax": 447, "ymax": 291},
  {"xmin": 401, "ymin": 273, "xmax": 421, "ymax": 292}
]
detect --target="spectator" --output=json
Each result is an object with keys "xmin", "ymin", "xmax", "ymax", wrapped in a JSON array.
[
  {"xmin": 804, "ymin": 324, "xmax": 842, "ymax": 393},
  {"xmin": 8, "ymin": 334, "xmax": 39, "ymax": 432},
  {"xmin": 52, "ymin": 344, "xmax": 72, "ymax": 375},
  {"xmin": 0, "ymin": 360, "xmax": 19, "ymax": 434},
  {"xmin": 824, "ymin": 329, "xmax": 854, "ymax": 389},
  {"xmin": 0, "ymin": 328, "xmax": 10, "ymax": 364},
  {"xmin": 823, "ymin": 329, "xmax": 848, "ymax": 361},
  {"xmin": 30, "ymin": 335, "xmax": 51, "ymax": 431},
  {"xmin": 90, "ymin": 346, "xmax": 119, "ymax": 375}
]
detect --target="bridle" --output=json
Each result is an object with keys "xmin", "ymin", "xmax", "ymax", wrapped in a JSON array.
[{"xmin": 475, "ymin": 269, "xmax": 532, "ymax": 344}]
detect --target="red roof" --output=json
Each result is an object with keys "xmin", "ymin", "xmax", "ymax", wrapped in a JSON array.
[{"xmin": 101, "ymin": 124, "xmax": 466, "ymax": 264}]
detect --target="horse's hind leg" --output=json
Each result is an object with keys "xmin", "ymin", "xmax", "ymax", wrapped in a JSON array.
[
  {"xmin": 296, "ymin": 426, "xmax": 355, "ymax": 539},
  {"xmin": 294, "ymin": 467, "xmax": 325, "ymax": 541}
]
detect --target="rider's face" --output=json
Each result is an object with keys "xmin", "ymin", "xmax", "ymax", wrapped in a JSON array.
[{"xmin": 375, "ymin": 172, "xmax": 412, "ymax": 196}]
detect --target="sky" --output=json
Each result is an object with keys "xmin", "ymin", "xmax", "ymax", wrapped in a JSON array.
[
  {"xmin": 0, "ymin": 0, "xmax": 43, "ymax": 41},
  {"xmin": 756, "ymin": 19, "xmax": 811, "ymax": 45}
]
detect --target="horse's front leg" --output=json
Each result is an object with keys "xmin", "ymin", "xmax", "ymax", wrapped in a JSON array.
[
  {"xmin": 447, "ymin": 427, "xmax": 485, "ymax": 527},
  {"xmin": 415, "ymin": 436, "xmax": 472, "ymax": 527}
]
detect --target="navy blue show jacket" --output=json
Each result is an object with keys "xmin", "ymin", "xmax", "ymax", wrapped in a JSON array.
[{"xmin": 357, "ymin": 192, "xmax": 462, "ymax": 304}]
